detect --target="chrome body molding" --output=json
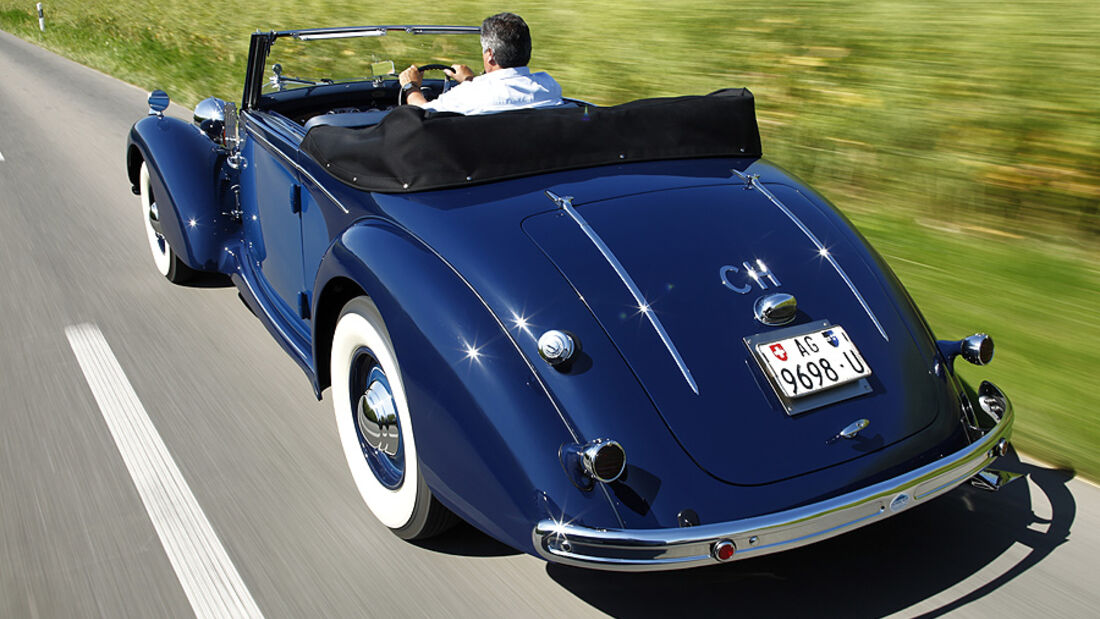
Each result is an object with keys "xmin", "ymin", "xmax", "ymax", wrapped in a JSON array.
[
  {"xmin": 532, "ymin": 396, "xmax": 1014, "ymax": 571},
  {"xmin": 545, "ymin": 191, "xmax": 699, "ymax": 395},
  {"xmin": 730, "ymin": 170, "xmax": 889, "ymax": 342}
]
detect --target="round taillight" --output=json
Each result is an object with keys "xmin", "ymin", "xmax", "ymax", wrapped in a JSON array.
[
  {"xmin": 961, "ymin": 333, "xmax": 994, "ymax": 366},
  {"xmin": 581, "ymin": 440, "xmax": 626, "ymax": 483},
  {"xmin": 713, "ymin": 539, "xmax": 736, "ymax": 562}
]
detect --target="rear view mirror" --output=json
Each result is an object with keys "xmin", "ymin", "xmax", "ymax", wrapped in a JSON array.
[
  {"xmin": 370, "ymin": 60, "xmax": 396, "ymax": 78},
  {"xmin": 147, "ymin": 89, "xmax": 169, "ymax": 117}
]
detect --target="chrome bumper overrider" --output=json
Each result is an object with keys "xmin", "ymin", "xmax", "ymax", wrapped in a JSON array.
[{"xmin": 533, "ymin": 395, "xmax": 1015, "ymax": 571}]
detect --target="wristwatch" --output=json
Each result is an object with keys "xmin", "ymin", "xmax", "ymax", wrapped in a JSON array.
[{"xmin": 401, "ymin": 81, "xmax": 418, "ymax": 94}]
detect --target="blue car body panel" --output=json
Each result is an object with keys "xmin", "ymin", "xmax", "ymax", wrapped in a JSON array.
[{"xmin": 126, "ymin": 115, "xmax": 237, "ymax": 272}]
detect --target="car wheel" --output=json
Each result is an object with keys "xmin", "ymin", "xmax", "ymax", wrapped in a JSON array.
[
  {"xmin": 331, "ymin": 296, "xmax": 456, "ymax": 540},
  {"xmin": 139, "ymin": 162, "xmax": 195, "ymax": 283}
]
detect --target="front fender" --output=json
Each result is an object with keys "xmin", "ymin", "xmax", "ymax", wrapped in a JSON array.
[
  {"xmin": 312, "ymin": 219, "xmax": 621, "ymax": 554},
  {"xmin": 126, "ymin": 115, "xmax": 237, "ymax": 271}
]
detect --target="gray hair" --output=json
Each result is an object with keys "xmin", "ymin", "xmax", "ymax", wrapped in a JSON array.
[{"xmin": 480, "ymin": 12, "xmax": 532, "ymax": 68}]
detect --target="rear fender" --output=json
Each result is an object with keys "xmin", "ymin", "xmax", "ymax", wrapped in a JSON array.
[
  {"xmin": 312, "ymin": 219, "xmax": 620, "ymax": 553},
  {"xmin": 126, "ymin": 115, "xmax": 238, "ymax": 272}
]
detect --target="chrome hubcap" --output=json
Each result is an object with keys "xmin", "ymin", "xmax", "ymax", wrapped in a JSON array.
[
  {"xmin": 350, "ymin": 351, "xmax": 404, "ymax": 489},
  {"xmin": 146, "ymin": 190, "xmax": 167, "ymax": 254}
]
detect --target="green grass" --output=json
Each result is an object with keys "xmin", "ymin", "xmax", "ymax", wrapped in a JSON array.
[
  {"xmin": 2, "ymin": 1, "xmax": 1097, "ymax": 479},
  {"xmin": 849, "ymin": 210, "xmax": 1099, "ymax": 478}
]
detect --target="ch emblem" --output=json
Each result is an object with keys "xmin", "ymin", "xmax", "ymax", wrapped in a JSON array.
[{"xmin": 720, "ymin": 260, "xmax": 781, "ymax": 294}]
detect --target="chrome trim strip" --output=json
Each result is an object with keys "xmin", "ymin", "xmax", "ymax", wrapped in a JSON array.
[
  {"xmin": 533, "ymin": 396, "xmax": 1014, "ymax": 571},
  {"xmin": 277, "ymin": 25, "xmax": 480, "ymax": 40},
  {"xmin": 731, "ymin": 170, "xmax": 889, "ymax": 342},
  {"xmin": 243, "ymin": 113, "xmax": 350, "ymax": 214},
  {"xmin": 546, "ymin": 191, "xmax": 699, "ymax": 395}
]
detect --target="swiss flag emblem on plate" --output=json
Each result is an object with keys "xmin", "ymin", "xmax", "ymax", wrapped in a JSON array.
[{"xmin": 769, "ymin": 343, "xmax": 788, "ymax": 361}]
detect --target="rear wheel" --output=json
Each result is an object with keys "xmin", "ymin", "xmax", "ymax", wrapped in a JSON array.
[
  {"xmin": 139, "ymin": 162, "xmax": 195, "ymax": 283},
  {"xmin": 331, "ymin": 296, "xmax": 455, "ymax": 539}
]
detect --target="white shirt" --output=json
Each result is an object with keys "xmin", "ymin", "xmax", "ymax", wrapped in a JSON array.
[{"xmin": 422, "ymin": 67, "xmax": 563, "ymax": 115}]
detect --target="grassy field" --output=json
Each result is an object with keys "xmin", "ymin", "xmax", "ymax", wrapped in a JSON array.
[{"xmin": 1, "ymin": 1, "xmax": 1097, "ymax": 479}]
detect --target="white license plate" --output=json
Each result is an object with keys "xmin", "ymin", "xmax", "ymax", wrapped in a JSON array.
[{"xmin": 755, "ymin": 325, "xmax": 872, "ymax": 399}]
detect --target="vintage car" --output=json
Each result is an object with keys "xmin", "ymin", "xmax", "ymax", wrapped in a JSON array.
[{"xmin": 125, "ymin": 25, "xmax": 1019, "ymax": 570}]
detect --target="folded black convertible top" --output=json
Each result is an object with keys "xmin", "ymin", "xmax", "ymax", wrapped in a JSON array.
[{"xmin": 300, "ymin": 88, "xmax": 761, "ymax": 193}]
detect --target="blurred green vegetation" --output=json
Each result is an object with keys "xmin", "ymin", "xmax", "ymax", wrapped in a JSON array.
[{"xmin": 1, "ymin": 1, "xmax": 1097, "ymax": 479}]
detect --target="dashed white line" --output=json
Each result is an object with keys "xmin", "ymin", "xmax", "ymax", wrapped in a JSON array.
[
  {"xmin": 65, "ymin": 323, "xmax": 264, "ymax": 619},
  {"xmin": 0, "ymin": 150, "xmax": 5, "ymax": 161}
]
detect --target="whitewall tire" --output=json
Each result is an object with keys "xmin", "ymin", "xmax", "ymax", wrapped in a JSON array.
[
  {"xmin": 331, "ymin": 296, "xmax": 455, "ymax": 539},
  {"xmin": 139, "ymin": 162, "xmax": 194, "ymax": 283}
]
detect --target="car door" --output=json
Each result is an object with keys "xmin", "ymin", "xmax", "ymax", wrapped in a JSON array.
[{"xmin": 238, "ymin": 112, "xmax": 308, "ymax": 327}]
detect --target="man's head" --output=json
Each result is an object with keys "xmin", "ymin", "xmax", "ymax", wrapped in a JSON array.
[{"xmin": 480, "ymin": 12, "xmax": 532, "ymax": 71}]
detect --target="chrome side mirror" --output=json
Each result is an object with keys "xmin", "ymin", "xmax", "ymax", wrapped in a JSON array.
[
  {"xmin": 194, "ymin": 97, "xmax": 227, "ymax": 144},
  {"xmin": 147, "ymin": 89, "xmax": 169, "ymax": 117}
]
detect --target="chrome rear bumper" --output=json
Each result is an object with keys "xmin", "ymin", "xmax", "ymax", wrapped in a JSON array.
[{"xmin": 533, "ymin": 387, "xmax": 1015, "ymax": 571}]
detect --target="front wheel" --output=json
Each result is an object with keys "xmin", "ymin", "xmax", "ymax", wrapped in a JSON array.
[
  {"xmin": 139, "ymin": 162, "xmax": 195, "ymax": 283},
  {"xmin": 331, "ymin": 296, "xmax": 456, "ymax": 540}
]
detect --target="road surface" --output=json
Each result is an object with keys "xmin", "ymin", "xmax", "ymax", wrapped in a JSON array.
[{"xmin": 0, "ymin": 29, "xmax": 1096, "ymax": 618}]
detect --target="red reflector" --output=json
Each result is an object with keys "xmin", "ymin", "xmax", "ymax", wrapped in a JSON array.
[{"xmin": 713, "ymin": 539, "xmax": 736, "ymax": 562}]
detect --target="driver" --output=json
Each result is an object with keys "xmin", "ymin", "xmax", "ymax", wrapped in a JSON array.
[{"xmin": 398, "ymin": 12, "xmax": 562, "ymax": 115}]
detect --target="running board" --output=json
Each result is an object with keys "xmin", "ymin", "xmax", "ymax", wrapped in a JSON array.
[{"xmin": 969, "ymin": 468, "xmax": 1024, "ymax": 491}]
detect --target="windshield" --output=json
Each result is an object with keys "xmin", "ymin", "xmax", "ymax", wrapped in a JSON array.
[{"xmin": 262, "ymin": 26, "xmax": 481, "ymax": 94}]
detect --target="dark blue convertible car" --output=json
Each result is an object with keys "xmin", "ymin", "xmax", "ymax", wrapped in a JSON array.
[{"xmin": 125, "ymin": 25, "xmax": 1018, "ymax": 570}]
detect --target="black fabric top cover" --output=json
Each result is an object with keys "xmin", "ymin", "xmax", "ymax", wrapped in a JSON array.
[{"xmin": 300, "ymin": 88, "xmax": 761, "ymax": 193}]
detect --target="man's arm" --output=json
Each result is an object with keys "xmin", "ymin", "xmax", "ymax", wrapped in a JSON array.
[
  {"xmin": 399, "ymin": 65, "xmax": 429, "ymax": 107},
  {"xmin": 399, "ymin": 64, "xmax": 476, "ymax": 107}
]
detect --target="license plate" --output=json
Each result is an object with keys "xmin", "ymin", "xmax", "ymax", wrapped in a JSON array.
[{"xmin": 754, "ymin": 325, "xmax": 872, "ymax": 399}]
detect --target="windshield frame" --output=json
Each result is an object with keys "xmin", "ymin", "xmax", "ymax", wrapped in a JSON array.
[{"xmin": 242, "ymin": 25, "xmax": 480, "ymax": 110}]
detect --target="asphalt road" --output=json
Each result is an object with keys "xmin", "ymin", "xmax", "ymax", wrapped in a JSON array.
[{"xmin": 1, "ymin": 29, "xmax": 1097, "ymax": 618}]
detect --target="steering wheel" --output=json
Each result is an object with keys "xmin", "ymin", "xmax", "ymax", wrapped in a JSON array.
[{"xmin": 399, "ymin": 64, "xmax": 457, "ymax": 105}]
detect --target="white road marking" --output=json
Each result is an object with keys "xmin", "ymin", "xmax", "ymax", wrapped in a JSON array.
[
  {"xmin": 0, "ymin": 150, "xmax": 5, "ymax": 161},
  {"xmin": 65, "ymin": 323, "xmax": 264, "ymax": 619}
]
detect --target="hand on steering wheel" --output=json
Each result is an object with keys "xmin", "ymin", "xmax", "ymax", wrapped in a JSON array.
[{"xmin": 398, "ymin": 63, "xmax": 469, "ymax": 105}]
